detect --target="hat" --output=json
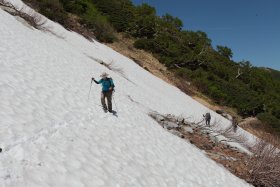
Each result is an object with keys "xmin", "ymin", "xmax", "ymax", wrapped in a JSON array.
[{"xmin": 100, "ymin": 72, "xmax": 109, "ymax": 78}]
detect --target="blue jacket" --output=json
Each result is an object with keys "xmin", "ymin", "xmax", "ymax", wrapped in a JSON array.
[{"xmin": 94, "ymin": 78, "xmax": 115, "ymax": 92}]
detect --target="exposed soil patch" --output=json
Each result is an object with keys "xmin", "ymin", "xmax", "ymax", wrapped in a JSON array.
[
  {"xmin": 149, "ymin": 112, "xmax": 252, "ymax": 185},
  {"xmin": 108, "ymin": 33, "xmax": 172, "ymax": 84}
]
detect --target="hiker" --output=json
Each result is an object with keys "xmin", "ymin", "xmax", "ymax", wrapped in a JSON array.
[
  {"xmin": 203, "ymin": 112, "xmax": 211, "ymax": 126},
  {"xmin": 92, "ymin": 72, "xmax": 115, "ymax": 113},
  {"xmin": 232, "ymin": 117, "xmax": 238, "ymax": 133}
]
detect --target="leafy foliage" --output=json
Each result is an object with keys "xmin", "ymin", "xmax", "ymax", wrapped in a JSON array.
[
  {"xmin": 34, "ymin": 0, "xmax": 68, "ymax": 25},
  {"xmin": 92, "ymin": 0, "xmax": 135, "ymax": 32},
  {"xmin": 24, "ymin": 0, "xmax": 115, "ymax": 42},
  {"xmin": 216, "ymin": 45, "xmax": 233, "ymax": 59},
  {"xmin": 60, "ymin": 0, "xmax": 115, "ymax": 42},
  {"xmin": 130, "ymin": 3, "xmax": 157, "ymax": 38}
]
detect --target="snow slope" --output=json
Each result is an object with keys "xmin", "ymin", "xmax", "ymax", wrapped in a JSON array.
[{"xmin": 0, "ymin": 1, "xmax": 251, "ymax": 186}]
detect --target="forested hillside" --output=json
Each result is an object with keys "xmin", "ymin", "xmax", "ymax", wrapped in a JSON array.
[{"xmin": 23, "ymin": 0, "xmax": 280, "ymax": 133}]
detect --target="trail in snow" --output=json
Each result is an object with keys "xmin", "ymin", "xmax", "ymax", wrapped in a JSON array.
[{"xmin": 0, "ymin": 1, "xmax": 252, "ymax": 186}]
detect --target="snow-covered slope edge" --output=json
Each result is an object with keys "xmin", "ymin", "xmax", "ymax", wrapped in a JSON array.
[{"xmin": 0, "ymin": 1, "xmax": 251, "ymax": 187}]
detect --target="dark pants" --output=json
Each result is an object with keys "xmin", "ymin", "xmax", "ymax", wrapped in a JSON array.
[
  {"xmin": 206, "ymin": 119, "xmax": 210, "ymax": 126},
  {"xmin": 101, "ymin": 91, "xmax": 113, "ymax": 111},
  {"xmin": 233, "ymin": 125, "xmax": 237, "ymax": 133}
]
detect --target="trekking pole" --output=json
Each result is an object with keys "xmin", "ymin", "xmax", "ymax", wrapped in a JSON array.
[
  {"xmin": 88, "ymin": 79, "xmax": 93, "ymax": 101},
  {"xmin": 112, "ymin": 93, "xmax": 118, "ymax": 112}
]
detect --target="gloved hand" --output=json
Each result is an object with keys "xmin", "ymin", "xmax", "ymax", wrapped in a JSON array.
[{"xmin": 92, "ymin": 77, "xmax": 95, "ymax": 81}]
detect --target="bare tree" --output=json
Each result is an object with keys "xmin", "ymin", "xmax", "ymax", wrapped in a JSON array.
[
  {"xmin": 85, "ymin": 55, "xmax": 132, "ymax": 83},
  {"xmin": 0, "ymin": 0, "xmax": 12, "ymax": 8},
  {"xmin": 211, "ymin": 123, "xmax": 247, "ymax": 144},
  {"xmin": 247, "ymin": 135, "xmax": 280, "ymax": 187},
  {"xmin": 0, "ymin": 0, "xmax": 47, "ymax": 30},
  {"xmin": 194, "ymin": 118, "xmax": 248, "ymax": 145},
  {"xmin": 0, "ymin": 0, "xmax": 65, "ymax": 39},
  {"xmin": 235, "ymin": 68, "xmax": 243, "ymax": 79}
]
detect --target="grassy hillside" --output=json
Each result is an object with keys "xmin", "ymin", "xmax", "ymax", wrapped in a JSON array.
[{"xmin": 23, "ymin": 0, "xmax": 280, "ymax": 133}]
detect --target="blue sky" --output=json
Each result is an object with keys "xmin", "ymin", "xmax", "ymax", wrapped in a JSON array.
[{"xmin": 132, "ymin": 0, "xmax": 280, "ymax": 70}]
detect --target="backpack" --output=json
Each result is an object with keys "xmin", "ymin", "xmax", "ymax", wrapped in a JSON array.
[
  {"xmin": 108, "ymin": 78, "xmax": 113, "ymax": 88},
  {"xmin": 103, "ymin": 78, "xmax": 114, "ymax": 91},
  {"xmin": 205, "ymin": 113, "xmax": 211, "ymax": 120}
]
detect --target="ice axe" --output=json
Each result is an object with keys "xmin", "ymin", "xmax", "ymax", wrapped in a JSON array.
[{"xmin": 88, "ymin": 78, "xmax": 93, "ymax": 100}]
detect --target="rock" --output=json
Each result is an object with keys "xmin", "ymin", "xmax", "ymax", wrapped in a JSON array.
[
  {"xmin": 221, "ymin": 113, "xmax": 232, "ymax": 120},
  {"xmin": 155, "ymin": 115, "xmax": 165, "ymax": 122},
  {"xmin": 164, "ymin": 122, "xmax": 179, "ymax": 130},
  {"xmin": 207, "ymin": 153, "xmax": 220, "ymax": 160},
  {"xmin": 210, "ymin": 136, "xmax": 219, "ymax": 145},
  {"xmin": 200, "ymin": 130, "xmax": 208, "ymax": 135},
  {"xmin": 216, "ymin": 110, "xmax": 224, "ymax": 114},
  {"xmin": 216, "ymin": 110, "xmax": 232, "ymax": 120},
  {"xmin": 183, "ymin": 126, "xmax": 194, "ymax": 134},
  {"xmin": 231, "ymin": 146, "xmax": 239, "ymax": 151},
  {"xmin": 165, "ymin": 114, "xmax": 177, "ymax": 123},
  {"xmin": 144, "ymin": 66, "xmax": 150, "ymax": 71},
  {"xmin": 176, "ymin": 117, "xmax": 185, "ymax": 123},
  {"xmin": 150, "ymin": 112, "xmax": 165, "ymax": 122},
  {"xmin": 226, "ymin": 114, "xmax": 233, "ymax": 121},
  {"xmin": 203, "ymin": 144, "xmax": 213, "ymax": 150},
  {"xmin": 221, "ymin": 113, "xmax": 227, "ymax": 118}
]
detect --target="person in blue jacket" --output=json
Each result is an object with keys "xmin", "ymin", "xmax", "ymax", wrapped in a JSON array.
[{"xmin": 92, "ymin": 72, "xmax": 115, "ymax": 113}]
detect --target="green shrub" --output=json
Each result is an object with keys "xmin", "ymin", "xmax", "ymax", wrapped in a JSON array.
[
  {"xmin": 134, "ymin": 38, "xmax": 153, "ymax": 50},
  {"xmin": 87, "ymin": 14, "xmax": 116, "ymax": 42},
  {"xmin": 174, "ymin": 68, "xmax": 192, "ymax": 79},
  {"xmin": 192, "ymin": 77, "xmax": 209, "ymax": 93},
  {"xmin": 208, "ymin": 85, "xmax": 226, "ymax": 101},
  {"xmin": 34, "ymin": 0, "xmax": 68, "ymax": 25},
  {"xmin": 92, "ymin": 0, "xmax": 135, "ymax": 32},
  {"xmin": 60, "ymin": 0, "xmax": 88, "ymax": 15},
  {"xmin": 60, "ymin": 0, "xmax": 116, "ymax": 42},
  {"xmin": 257, "ymin": 113, "xmax": 280, "ymax": 132}
]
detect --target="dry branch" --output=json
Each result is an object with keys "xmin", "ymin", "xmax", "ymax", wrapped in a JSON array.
[
  {"xmin": 247, "ymin": 135, "xmax": 280, "ymax": 187},
  {"xmin": 194, "ymin": 118, "xmax": 248, "ymax": 146},
  {"xmin": 1, "ymin": 0, "xmax": 46, "ymax": 30},
  {"xmin": 0, "ymin": 0, "xmax": 65, "ymax": 39},
  {"xmin": 235, "ymin": 68, "xmax": 243, "ymax": 79}
]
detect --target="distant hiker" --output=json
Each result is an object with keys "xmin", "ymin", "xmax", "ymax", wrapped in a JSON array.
[
  {"xmin": 232, "ymin": 117, "xmax": 238, "ymax": 133},
  {"xmin": 203, "ymin": 112, "xmax": 211, "ymax": 126},
  {"xmin": 92, "ymin": 72, "xmax": 115, "ymax": 113}
]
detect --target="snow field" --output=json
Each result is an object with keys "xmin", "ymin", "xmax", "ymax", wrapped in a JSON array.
[{"xmin": 0, "ymin": 1, "xmax": 251, "ymax": 186}]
